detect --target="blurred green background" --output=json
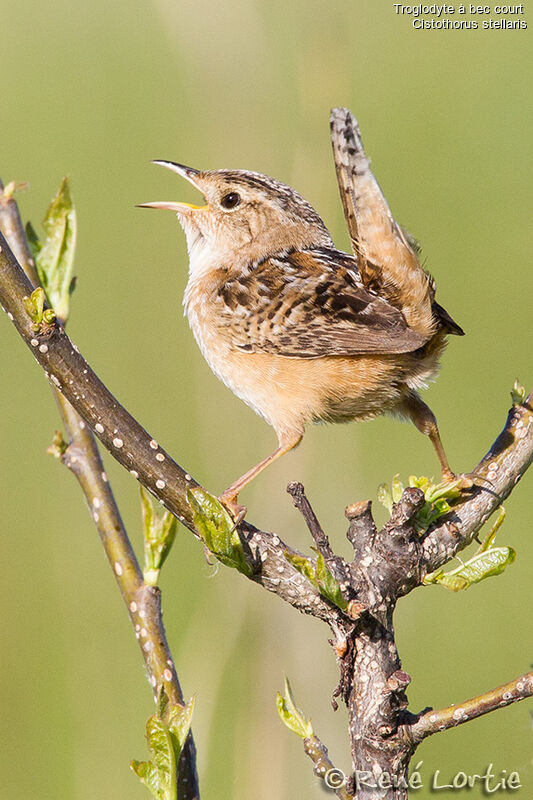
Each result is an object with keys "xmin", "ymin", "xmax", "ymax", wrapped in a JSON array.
[{"xmin": 1, "ymin": 1, "xmax": 531, "ymax": 797}]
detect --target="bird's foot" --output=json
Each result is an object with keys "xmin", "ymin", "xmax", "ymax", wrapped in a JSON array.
[
  {"xmin": 441, "ymin": 470, "xmax": 474, "ymax": 491},
  {"xmin": 459, "ymin": 470, "xmax": 500, "ymax": 493},
  {"xmin": 441, "ymin": 469, "xmax": 500, "ymax": 495},
  {"xmin": 218, "ymin": 492, "xmax": 248, "ymax": 526}
]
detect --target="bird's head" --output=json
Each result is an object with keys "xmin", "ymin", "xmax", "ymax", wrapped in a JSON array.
[{"xmin": 140, "ymin": 161, "xmax": 333, "ymax": 277}]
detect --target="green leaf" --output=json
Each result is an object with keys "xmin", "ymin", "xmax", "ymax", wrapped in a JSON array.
[
  {"xmin": 424, "ymin": 479, "xmax": 462, "ymax": 505},
  {"xmin": 408, "ymin": 474, "xmax": 431, "ymax": 493},
  {"xmin": 34, "ymin": 177, "xmax": 77, "ymax": 322},
  {"xmin": 391, "ymin": 474, "xmax": 404, "ymax": 504},
  {"xmin": 315, "ymin": 554, "xmax": 348, "ymax": 611},
  {"xmin": 433, "ymin": 498, "xmax": 450, "ymax": 515},
  {"xmin": 130, "ymin": 760, "xmax": 163, "ymax": 800},
  {"xmin": 32, "ymin": 286, "xmax": 44, "ymax": 319},
  {"xmin": 25, "ymin": 221, "xmax": 42, "ymax": 260},
  {"xmin": 141, "ymin": 487, "xmax": 177, "ymax": 585},
  {"xmin": 284, "ymin": 550, "xmax": 348, "ymax": 611},
  {"xmin": 377, "ymin": 482, "xmax": 393, "ymax": 515},
  {"xmin": 145, "ymin": 716, "xmax": 176, "ymax": 793},
  {"xmin": 130, "ymin": 716, "xmax": 176, "ymax": 800},
  {"xmin": 424, "ymin": 546, "xmax": 516, "ymax": 592},
  {"xmin": 510, "ymin": 378, "xmax": 526, "ymax": 406},
  {"xmin": 476, "ymin": 507, "xmax": 506, "ymax": 554},
  {"xmin": 187, "ymin": 487, "xmax": 252, "ymax": 576},
  {"xmin": 407, "ymin": 474, "xmax": 463, "ymax": 533},
  {"xmin": 284, "ymin": 550, "xmax": 316, "ymax": 583},
  {"xmin": 131, "ymin": 700, "xmax": 195, "ymax": 800},
  {"xmin": 156, "ymin": 684, "xmax": 170, "ymax": 721},
  {"xmin": 377, "ymin": 473, "xmax": 462, "ymax": 533},
  {"xmin": 23, "ymin": 286, "xmax": 56, "ymax": 331},
  {"xmin": 276, "ymin": 677, "xmax": 313, "ymax": 738},
  {"xmin": 168, "ymin": 696, "xmax": 195, "ymax": 752}
]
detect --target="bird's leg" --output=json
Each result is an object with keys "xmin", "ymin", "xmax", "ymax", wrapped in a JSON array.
[
  {"xmin": 219, "ymin": 431, "xmax": 303, "ymax": 520},
  {"xmin": 399, "ymin": 391, "xmax": 457, "ymax": 482}
]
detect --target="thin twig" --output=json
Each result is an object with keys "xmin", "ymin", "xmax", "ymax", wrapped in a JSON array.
[
  {"xmin": 408, "ymin": 670, "xmax": 533, "ymax": 742},
  {"xmin": 287, "ymin": 481, "xmax": 353, "ymax": 595},
  {"xmin": 303, "ymin": 735, "xmax": 354, "ymax": 799},
  {"xmin": 0, "ymin": 185, "xmax": 199, "ymax": 799},
  {"xmin": 0, "ymin": 179, "xmax": 39, "ymax": 284},
  {"xmin": 287, "ymin": 481, "xmax": 333, "ymax": 558},
  {"xmin": 57, "ymin": 396, "xmax": 199, "ymax": 795},
  {"xmin": 0, "ymin": 226, "xmax": 198, "ymax": 524}
]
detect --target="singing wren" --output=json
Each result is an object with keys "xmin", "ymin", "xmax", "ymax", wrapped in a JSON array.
[{"xmin": 141, "ymin": 108, "xmax": 464, "ymax": 519}]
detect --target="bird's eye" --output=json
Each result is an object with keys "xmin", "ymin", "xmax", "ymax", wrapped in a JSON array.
[{"xmin": 220, "ymin": 192, "xmax": 241, "ymax": 209}]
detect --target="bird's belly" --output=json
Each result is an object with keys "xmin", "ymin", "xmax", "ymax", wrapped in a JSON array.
[
  {"xmin": 187, "ymin": 303, "xmax": 418, "ymax": 434},
  {"xmin": 187, "ymin": 305, "xmax": 277, "ymax": 421}
]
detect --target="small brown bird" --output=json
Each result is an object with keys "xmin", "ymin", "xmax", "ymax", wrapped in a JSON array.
[{"xmin": 141, "ymin": 108, "xmax": 464, "ymax": 519}]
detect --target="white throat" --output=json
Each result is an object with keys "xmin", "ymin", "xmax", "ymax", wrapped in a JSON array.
[
  {"xmin": 180, "ymin": 219, "xmax": 224, "ymax": 318},
  {"xmin": 180, "ymin": 222, "xmax": 217, "ymax": 281}
]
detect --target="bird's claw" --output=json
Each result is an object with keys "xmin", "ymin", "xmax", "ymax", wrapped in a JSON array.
[
  {"xmin": 218, "ymin": 493, "xmax": 248, "ymax": 526},
  {"xmin": 446, "ymin": 472, "xmax": 474, "ymax": 490},
  {"xmin": 442, "ymin": 470, "xmax": 493, "ymax": 492}
]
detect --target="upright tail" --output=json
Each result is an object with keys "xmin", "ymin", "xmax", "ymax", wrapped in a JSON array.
[{"xmin": 330, "ymin": 107, "xmax": 434, "ymax": 338}]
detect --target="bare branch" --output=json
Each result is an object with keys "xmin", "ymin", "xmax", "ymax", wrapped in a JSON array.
[
  {"xmin": 287, "ymin": 481, "xmax": 333, "ymax": 559},
  {"xmin": 58, "ymin": 400, "xmax": 199, "ymax": 795},
  {"xmin": 421, "ymin": 396, "xmax": 533, "ymax": 575},
  {"xmin": 303, "ymin": 735, "xmax": 354, "ymax": 799},
  {"xmin": 408, "ymin": 670, "xmax": 533, "ymax": 742},
  {"xmin": 0, "ymin": 228, "xmax": 199, "ymax": 525},
  {"xmin": 242, "ymin": 519, "xmax": 347, "ymax": 622},
  {"xmin": 0, "ymin": 180, "xmax": 39, "ymax": 284},
  {"xmin": 0, "ymin": 192, "xmax": 199, "ymax": 800}
]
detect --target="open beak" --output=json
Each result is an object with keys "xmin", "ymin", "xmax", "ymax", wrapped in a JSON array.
[{"xmin": 138, "ymin": 161, "xmax": 207, "ymax": 213}]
